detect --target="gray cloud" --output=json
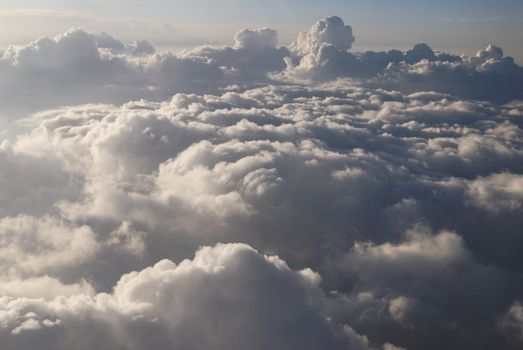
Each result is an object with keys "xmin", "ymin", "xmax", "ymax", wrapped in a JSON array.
[{"xmin": 499, "ymin": 302, "xmax": 523, "ymax": 345}]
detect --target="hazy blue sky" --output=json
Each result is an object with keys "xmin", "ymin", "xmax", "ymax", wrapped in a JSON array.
[{"xmin": 1, "ymin": 0, "xmax": 522, "ymax": 59}]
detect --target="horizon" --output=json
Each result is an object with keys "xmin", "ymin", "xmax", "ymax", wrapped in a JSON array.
[{"xmin": 1, "ymin": 0, "xmax": 522, "ymax": 62}]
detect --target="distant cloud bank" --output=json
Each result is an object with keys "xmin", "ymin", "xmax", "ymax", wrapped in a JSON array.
[{"xmin": 1, "ymin": 16, "xmax": 522, "ymax": 117}]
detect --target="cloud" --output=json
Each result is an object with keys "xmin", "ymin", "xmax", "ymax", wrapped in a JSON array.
[
  {"xmin": 467, "ymin": 173, "xmax": 523, "ymax": 212},
  {"xmin": 290, "ymin": 16, "xmax": 355, "ymax": 56},
  {"xmin": 0, "ymin": 215, "xmax": 98, "ymax": 277},
  {"xmin": 0, "ymin": 16, "xmax": 523, "ymax": 350},
  {"xmin": 328, "ymin": 226, "xmax": 514, "ymax": 349},
  {"xmin": 380, "ymin": 45, "xmax": 523, "ymax": 104},
  {"xmin": 1, "ymin": 16, "xmax": 523, "ymax": 118},
  {"xmin": 0, "ymin": 276, "xmax": 94, "ymax": 300},
  {"xmin": 0, "ymin": 243, "xmax": 381, "ymax": 350},
  {"xmin": 4, "ymin": 80, "xmax": 521, "ymax": 350},
  {"xmin": 499, "ymin": 302, "xmax": 523, "ymax": 344},
  {"xmin": 10, "ymin": 79, "xmax": 523, "ymax": 273},
  {"xmin": 0, "ymin": 28, "xmax": 223, "ymax": 116},
  {"xmin": 0, "ymin": 140, "xmax": 81, "ymax": 217},
  {"xmin": 281, "ymin": 18, "xmax": 522, "ymax": 103},
  {"xmin": 234, "ymin": 28, "xmax": 278, "ymax": 50}
]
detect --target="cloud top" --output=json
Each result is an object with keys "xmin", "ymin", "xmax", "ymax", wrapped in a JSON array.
[{"xmin": 290, "ymin": 16, "xmax": 355, "ymax": 55}]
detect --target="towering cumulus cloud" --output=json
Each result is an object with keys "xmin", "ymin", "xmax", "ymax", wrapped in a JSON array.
[
  {"xmin": 1, "ymin": 16, "xmax": 523, "ymax": 350},
  {"xmin": 290, "ymin": 16, "xmax": 356, "ymax": 55}
]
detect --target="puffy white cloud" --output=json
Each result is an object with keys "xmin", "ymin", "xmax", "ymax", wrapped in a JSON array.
[
  {"xmin": 234, "ymin": 28, "xmax": 278, "ymax": 50},
  {"xmin": 0, "ymin": 28, "xmax": 223, "ymax": 116},
  {"xmin": 388, "ymin": 296, "xmax": 415, "ymax": 323},
  {"xmin": 473, "ymin": 44, "xmax": 504, "ymax": 65},
  {"xmin": 281, "ymin": 19, "xmax": 523, "ymax": 103},
  {"xmin": 467, "ymin": 173, "xmax": 523, "ymax": 212},
  {"xmin": 290, "ymin": 16, "xmax": 355, "ymax": 56},
  {"xmin": 0, "ymin": 243, "xmax": 381, "ymax": 350}
]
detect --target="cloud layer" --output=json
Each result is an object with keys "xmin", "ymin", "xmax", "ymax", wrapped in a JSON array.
[
  {"xmin": 1, "ymin": 16, "xmax": 523, "ymax": 350},
  {"xmin": 1, "ymin": 16, "xmax": 522, "ymax": 117}
]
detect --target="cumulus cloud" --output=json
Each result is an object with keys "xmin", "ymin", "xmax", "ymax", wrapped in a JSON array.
[
  {"xmin": 281, "ymin": 18, "xmax": 523, "ymax": 103},
  {"xmin": 467, "ymin": 173, "xmax": 523, "ymax": 212},
  {"xmin": 1, "ymin": 15, "xmax": 523, "ymax": 350},
  {"xmin": 290, "ymin": 16, "xmax": 355, "ymax": 56},
  {"xmin": 0, "ymin": 243, "xmax": 382, "ymax": 350},
  {"xmin": 381, "ymin": 45, "xmax": 523, "ymax": 104},
  {"xmin": 325, "ymin": 227, "xmax": 516, "ymax": 349},
  {"xmin": 0, "ymin": 29, "xmax": 223, "ymax": 116},
  {"xmin": 234, "ymin": 28, "xmax": 278, "ymax": 50}
]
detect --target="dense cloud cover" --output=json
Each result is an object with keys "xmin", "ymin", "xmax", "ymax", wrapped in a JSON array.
[{"xmin": 1, "ymin": 16, "xmax": 523, "ymax": 350}]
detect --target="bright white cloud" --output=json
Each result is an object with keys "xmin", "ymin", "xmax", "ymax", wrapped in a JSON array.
[
  {"xmin": 290, "ymin": 16, "xmax": 355, "ymax": 56},
  {"xmin": 0, "ymin": 243, "xmax": 380, "ymax": 350}
]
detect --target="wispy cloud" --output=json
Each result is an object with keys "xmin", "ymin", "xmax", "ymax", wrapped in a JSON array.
[
  {"xmin": 0, "ymin": 8, "xmax": 92, "ymax": 18},
  {"xmin": 438, "ymin": 16, "xmax": 503, "ymax": 23}
]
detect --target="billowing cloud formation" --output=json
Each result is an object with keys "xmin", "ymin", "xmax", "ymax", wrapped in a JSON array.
[
  {"xmin": 234, "ymin": 28, "xmax": 278, "ymax": 50},
  {"xmin": 381, "ymin": 44, "xmax": 523, "ymax": 104},
  {"xmin": 290, "ymin": 16, "xmax": 356, "ymax": 55},
  {"xmin": 0, "ymin": 29, "xmax": 223, "ymax": 116},
  {"xmin": 0, "ymin": 243, "xmax": 378, "ymax": 350},
  {"xmin": 1, "ymin": 16, "xmax": 523, "ymax": 117},
  {"xmin": 1, "ymin": 16, "xmax": 523, "ymax": 350}
]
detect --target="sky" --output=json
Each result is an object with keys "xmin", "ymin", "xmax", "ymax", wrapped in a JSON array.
[
  {"xmin": 1, "ymin": 0, "xmax": 522, "ymax": 60},
  {"xmin": 1, "ymin": 3, "xmax": 523, "ymax": 350}
]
